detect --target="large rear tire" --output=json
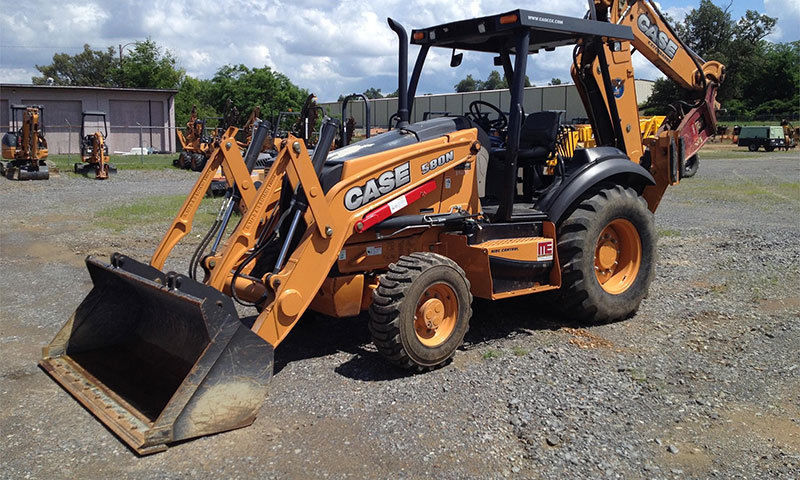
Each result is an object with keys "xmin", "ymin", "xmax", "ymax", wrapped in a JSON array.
[
  {"xmin": 369, "ymin": 252, "xmax": 472, "ymax": 370},
  {"xmin": 554, "ymin": 185, "xmax": 656, "ymax": 323}
]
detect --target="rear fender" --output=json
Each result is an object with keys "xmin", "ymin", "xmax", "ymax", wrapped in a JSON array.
[{"xmin": 536, "ymin": 148, "xmax": 655, "ymax": 225}]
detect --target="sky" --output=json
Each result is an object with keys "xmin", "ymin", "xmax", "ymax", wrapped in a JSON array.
[{"xmin": 0, "ymin": 0, "xmax": 797, "ymax": 102}]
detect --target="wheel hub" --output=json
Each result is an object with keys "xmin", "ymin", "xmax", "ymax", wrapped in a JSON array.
[
  {"xmin": 419, "ymin": 298, "xmax": 445, "ymax": 329},
  {"xmin": 594, "ymin": 219, "xmax": 642, "ymax": 294},
  {"xmin": 414, "ymin": 283, "xmax": 458, "ymax": 347}
]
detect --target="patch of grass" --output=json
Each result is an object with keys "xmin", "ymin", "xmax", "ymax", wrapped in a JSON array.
[
  {"xmin": 96, "ymin": 194, "xmax": 223, "ymax": 232},
  {"xmin": 658, "ymin": 228, "xmax": 681, "ymax": 238},
  {"xmin": 695, "ymin": 149, "xmax": 764, "ymax": 160},
  {"xmin": 482, "ymin": 348, "xmax": 503, "ymax": 360},
  {"xmin": 676, "ymin": 178, "xmax": 800, "ymax": 206},
  {"xmin": 511, "ymin": 346, "xmax": 529, "ymax": 357},
  {"xmin": 48, "ymin": 153, "xmax": 178, "ymax": 171}
]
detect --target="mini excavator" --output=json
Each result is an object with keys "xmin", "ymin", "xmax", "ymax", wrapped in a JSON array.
[
  {"xmin": 1, "ymin": 105, "xmax": 49, "ymax": 180},
  {"xmin": 42, "ymin": 1, "xmax": 724, "ymax": 454},
  {"xmin": 74, "ymin": 111, "xmax": 115, "ymax": 179}
]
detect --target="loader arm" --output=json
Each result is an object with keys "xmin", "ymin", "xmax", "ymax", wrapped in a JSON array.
[
  {"xmin": 572, "ymin": 0, "xmax": 725, "ymax": 210},
  {"xmin": 151, "ymin": 127, "xmax": 267, "ymax": 269},
  {"xmin": 204, "ymin": 128, "xmax": 480, "ymax": 347}
]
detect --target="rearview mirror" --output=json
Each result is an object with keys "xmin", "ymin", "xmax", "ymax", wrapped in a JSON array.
[{"xmin": 450, "ymin": 49, "xmax": 463, "ymax": 67}]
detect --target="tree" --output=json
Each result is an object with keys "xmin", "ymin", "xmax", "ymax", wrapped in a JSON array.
[
  {"xmin": 117, "ymin": 39, "xmax": 184, "ymax": 89},
  {"xmin": 362, "ymin": 87, "xmax": 384, "ymax": 99},
  {"xmin": 33, "ymin": 44, "xmax": 118, "ymax": 86},
  {"xmin": 482, "ymin": 70, "xmax": 507, "ymax": 90},
  {"xmin": 549, "ymin": 78, "xmax": 562, "ymax": 86},
  {"xmin": 206, "ymin": 64, "xmax": 309, "ymax": 120},
  {"xmin": 174, "ymin": 76, "xmax": 217, "ymax": 126},
  {"xmin": 454, "ymin": 74, "xmax": 479, "ymax": 92},
  {"xmin": 454, "ymin": 71, "xmax": 531, "ymax": 92}
]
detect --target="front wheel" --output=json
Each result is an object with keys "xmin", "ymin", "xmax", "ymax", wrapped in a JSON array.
[
  {"xmin": 748, "ymin": 143, "xmax": 759, "ymax": 152},
  {"xmin": 553, "ymin": 185, "xmax": 656, "ymax": 323},
  {"xmin": 369, "ymin": 252, "xmax": 472, "ymax": 370},
  {"xmin": 764, "ymin": 145, "xmax": 775, "ymax": 152}
]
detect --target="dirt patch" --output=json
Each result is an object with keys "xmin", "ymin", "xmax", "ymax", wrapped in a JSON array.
[{"xmin": 562, "ymin": 327, "xmax": 616, "ymax": 350}]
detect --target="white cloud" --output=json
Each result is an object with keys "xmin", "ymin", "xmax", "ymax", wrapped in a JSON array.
[
  {"xmin": 0, "ymin": 67, "xmax": 37, "ymax": 83},
  {"xmin": 765, "ymin": 0, "xmax": 800, "ymax": 42},
  {"xmin": 2, "ymin": 0, "xmax": 706, "ymax": 100}
]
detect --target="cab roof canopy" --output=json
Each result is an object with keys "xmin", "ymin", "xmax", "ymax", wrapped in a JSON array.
[{"xmin": 410, "ymin": 9, "xmax": 634, "ymax": 53}]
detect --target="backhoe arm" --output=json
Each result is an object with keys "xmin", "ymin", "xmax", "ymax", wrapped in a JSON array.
[
  {"xmin": 605, "ymin": 0, "xmax": 723, "ymax": 89},
  {"xmin": 573, "ymin": 0, "xmax": 725, "ymax": 210}
]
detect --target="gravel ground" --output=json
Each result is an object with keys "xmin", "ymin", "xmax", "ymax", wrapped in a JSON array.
[{"xmin": 1, "ymin": 153, "xmax": 798, "ymax": 479}]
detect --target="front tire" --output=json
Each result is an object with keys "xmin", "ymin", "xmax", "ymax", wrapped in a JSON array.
[
  {"xmin": 554, "ymin": 185, "xmax": 656, "ymax": 323},
  {"xmin": 369, "ymin": 252, "xmax": 472, "ymax": 370},
  {"xmin": 748, "ymin": 143, "xmax": 759, "ymax": 152}
]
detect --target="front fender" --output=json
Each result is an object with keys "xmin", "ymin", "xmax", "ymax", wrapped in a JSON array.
[{"xmin": 536, "ymin": 147, "xmax": 655, "ymax": 225}]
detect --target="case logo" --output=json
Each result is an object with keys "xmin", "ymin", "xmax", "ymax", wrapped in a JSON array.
[
  {"xmin": 637, "ymin": 13, "xmax": 678, "ymax": 61},
  {"xmin": 344, "ymin": 163, "xmax": 411, "ymax": 211}
]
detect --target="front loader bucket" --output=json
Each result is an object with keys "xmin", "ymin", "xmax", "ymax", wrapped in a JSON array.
[{"xmin": 40, "ymin": 253, "xmax": 273, "ymax": 455}]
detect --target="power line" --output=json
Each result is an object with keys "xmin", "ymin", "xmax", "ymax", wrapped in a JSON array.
[{"xmin": 1, "ymin": 45, "xmax": 88, "ymax": 50}]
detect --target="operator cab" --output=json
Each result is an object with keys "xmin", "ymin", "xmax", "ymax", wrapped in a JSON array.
[
  {"xmin": 80, "ymin": 111, "xmax": 110, "ymax": 157},
  {"xmin": 396, "ymin": 9, "xmax": 637, "ymax": 222}
]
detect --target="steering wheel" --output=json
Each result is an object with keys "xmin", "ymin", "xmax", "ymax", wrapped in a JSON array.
[{"xmin": 467, "ymin": 100, "xmax": 508, "ymax": 132}]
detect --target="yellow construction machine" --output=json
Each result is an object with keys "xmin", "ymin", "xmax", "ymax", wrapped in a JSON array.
[
  {"xmin": 1, "ymin": 104, "xmax": 49, "ymax": 180},
  {"xmin": 74, "ymin": 111, "xmax": 116, "ymax": 180},
  {"xmin": 42, "ymin": 0, "xmax": 724, "ymax": 454}
]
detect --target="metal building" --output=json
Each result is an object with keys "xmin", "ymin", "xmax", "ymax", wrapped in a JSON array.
[
  {"xmin": 0, "ymin": 84, "xmax": 177, "ymax": 154},
  {"xmin": 320, "ymin": 80, "xmax": 655, "ymax": 129}
]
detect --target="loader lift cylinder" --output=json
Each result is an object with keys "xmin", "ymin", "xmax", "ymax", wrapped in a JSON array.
[
  {"xmin": 273, "ymin": 118, "xmax": 339, "ymax": 273},
  {"xmin": 208, "ymin": 119, "xmax": 272, "ymax": 255}
]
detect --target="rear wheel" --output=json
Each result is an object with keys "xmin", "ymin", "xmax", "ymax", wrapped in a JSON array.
[
  {"xmin": 748, "ymin": 143, "xmax": 759, "ymax": 152},
  {"xmin": 764, "ymin": 145, "xmax": 775, "ymax": 152},
  {"xmin": 681, "ymin": 154, "xmax": 699, "ymax": 178},
  {"xmin": 553, "ymin": 185, "xmax": 656, "ymax": 323},
  {"xmin": 369, "ymin": 252, "xmax": 472, "ymax": 370}
]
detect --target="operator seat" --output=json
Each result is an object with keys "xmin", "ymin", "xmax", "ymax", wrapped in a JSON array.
[
  {"xmin": 481, "ymin": 111, "xmax": 562, "ymax": 208},
  {"xmin": 517, "ymin": 111, "xmax": 561, "ymax": 162}
]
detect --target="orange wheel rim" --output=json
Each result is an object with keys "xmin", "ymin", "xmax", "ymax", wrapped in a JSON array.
[
  {"xmin": 414, "ymin": 283, "xmax": 458, "ymax": 347},
  {"xmin": 594, "ymin": 218, "xmax": 641, "ymax": 294}
]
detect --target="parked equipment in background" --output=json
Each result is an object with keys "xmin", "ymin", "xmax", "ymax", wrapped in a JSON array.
[
  {"xmin": 737, "ymin": 126, "xmax": 789, "ymax": 152},
  {"xmin": 780, "ymin": 119, "xmax": 798, "ymax": 150},
  {"xmin": 337, "ymin": 93, "xmax": 371, "ymax": 148},
  {"xmin": 1, "ymin": 104, "xmax": 49, "ymax": 180},
  {"xmin": 75, "ymin": 111, "xmax": 115, "ymax": 179},
  {"xmin": 42, "ymin": 1, "xmax": 724, "ymax": 454},
  {"xmin": 175, "ymin": 106, "xmax": 222, "ymax": 171}
]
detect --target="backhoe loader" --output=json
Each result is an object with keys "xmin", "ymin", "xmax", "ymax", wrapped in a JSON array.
[
  {"xmin": 1, "ymin": 105, "xmax": 49, "ymax": 180},
  {"xmin": 75, "ymin": 111, "xmax": 115, "ymax": 180},
  {"xmin": 41, "ymin": 1, "xmax": 724, "ymax": 454}
]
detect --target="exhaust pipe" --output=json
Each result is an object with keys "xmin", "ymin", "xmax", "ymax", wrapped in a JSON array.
[{"xmin": 388, "ymin": 18, "xmax": 409, "ymax": 126}]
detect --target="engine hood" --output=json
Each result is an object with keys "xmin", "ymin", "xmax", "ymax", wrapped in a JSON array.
[{"xmin": 324, "ymin": 116, "xmax": 484, "ymax": 165}]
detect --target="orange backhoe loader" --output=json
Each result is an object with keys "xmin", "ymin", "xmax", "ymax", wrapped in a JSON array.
[
  {"xmin": 41, "ymin": 1, "xmax": 724, "ymax": 454},
  {"xmin": 1, "ymin": 104, "xmax": 49, "ymax": 180},
  {"xmin": 74, "ymin": 111, "xmax": 116, "ymax": 180}
]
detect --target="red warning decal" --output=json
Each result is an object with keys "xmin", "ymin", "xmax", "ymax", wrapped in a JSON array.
[{"xmin": 538, "ymin": 240, "xmax": 554, "ymax": 261}]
